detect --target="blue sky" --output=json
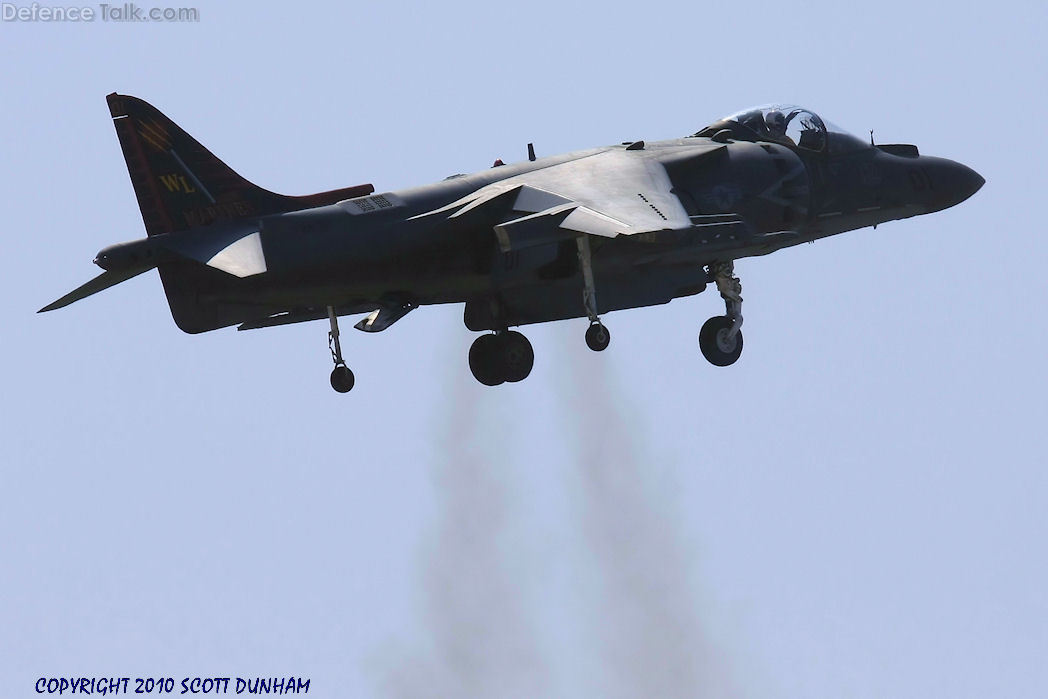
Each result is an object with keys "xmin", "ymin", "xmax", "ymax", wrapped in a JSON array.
[{"xmin": 2, "ymin": 1, "xmax": 1046, "ymax": 697}]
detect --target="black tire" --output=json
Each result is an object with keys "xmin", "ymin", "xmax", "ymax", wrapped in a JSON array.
[
  {"xmin": 330, "ymin": 365, "xmax": 355, "ymax": 393},
  {"xmin": 585, "ymin": 322, "xmax": 611, "ymax": 352},
  {"xmin": 499, "ymin": 331, "xmax": 535, "ymax": 383},
  {"xmin": 469, "ymin": 334, "xmax": 504, "ymax": 386},
  {"xmin": 699, "ymin": 316, "xmax": 743, "ymax": 367}
]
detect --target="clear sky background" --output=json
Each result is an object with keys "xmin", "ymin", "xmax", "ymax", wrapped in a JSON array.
[{"xmin": 2, "ymin": 1, "xmax": 1046, "ymax": 697}]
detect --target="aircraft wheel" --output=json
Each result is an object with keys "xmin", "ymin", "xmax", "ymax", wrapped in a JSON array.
[
  {"xmin": 330, "ymin": 365, "xmax": 355, "ymax": 393},
  {"xmin": 585, "ymin": 322, "xmax": 611, "ymax": 352},
  {"xmin": 469, "ymin": 334, "xmax": 504, "ymax": 386},
  {"xmin": 500, "ymin": 331, "xmax": 534, "ymax": 383},
  {"xmin": 699, "ymin": 316, "xmax": 743, "ymax": 367}
]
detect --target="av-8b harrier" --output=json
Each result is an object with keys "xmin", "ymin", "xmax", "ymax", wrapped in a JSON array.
[{"xmin": 41, "ymin": 95, "xmax": 983, "ymax": 392}]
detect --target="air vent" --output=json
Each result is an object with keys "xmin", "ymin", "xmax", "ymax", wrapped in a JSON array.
[
  {"xmin": 876, "ymin": 144, "xmax": 920, "ymax": 158},
  {"xmin": 349, "ymin": 194, "xmax": 396, "ymax": 213}
]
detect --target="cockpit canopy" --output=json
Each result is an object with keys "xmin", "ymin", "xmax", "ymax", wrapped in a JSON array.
[{"xmin": 694, "ymin": 104, "xmax": 867, "ymax": 153}]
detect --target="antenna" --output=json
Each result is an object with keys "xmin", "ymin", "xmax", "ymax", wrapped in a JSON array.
[
  {"xmin": 527, "ymin": 143, "xmax": 536, "ymax": 162},
  {"xmin": 870, "ymin": 129, "xmax": 875, "ymax": 146}
]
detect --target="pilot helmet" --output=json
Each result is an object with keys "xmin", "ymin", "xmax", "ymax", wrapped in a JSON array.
[{"xmin": 765, "ymin": 110, "xmax": 786, "ymax": 134}]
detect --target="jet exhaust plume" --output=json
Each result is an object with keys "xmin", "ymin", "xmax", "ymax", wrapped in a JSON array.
[
  {"xmin": 379, "ymin": 326, "xmax": 733, "ymax": 698},
  {"xmin": 557, "ymin": 326, "xmax": 735, "ymax": 698},
  {"xmin": 377, "ymin": 369, "xmax": 547, "ymax": 699}
]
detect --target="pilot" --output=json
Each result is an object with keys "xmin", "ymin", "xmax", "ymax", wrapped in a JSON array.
[
  {"xmin": 737, "ymin": 110, "xmax": 767, "ymax": 136},
  {"xmin": 765, "ymin": 110, "xmax": 790, "ymax": 141}
]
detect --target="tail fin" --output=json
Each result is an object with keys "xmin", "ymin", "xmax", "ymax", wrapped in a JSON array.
[
  {"xmin": 40, "ymin": 95, "xmax": 374, "ymax": 327},
  {"xmin": 106, "ymin": 93, "xmax": 374, "ymax": 235}
]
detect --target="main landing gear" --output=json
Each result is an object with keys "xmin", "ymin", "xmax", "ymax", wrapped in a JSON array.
[
  {"xmin": 699, "ymin": 261, "xmax": 744, "ymax": 367},
  {"xmin": 468, "ymin": 330, "xmax": 534, "ymax": 386},
  {"xmin": 463, "ymin": 253, "xmax": 746, "ymax": 385},
  {"xmin": 469, "ymin": 234, "xmax": 609, "ymax": 387},
  {"xmin": 327, "ymin": 306, "xmax": 355, "ymax": 393}
]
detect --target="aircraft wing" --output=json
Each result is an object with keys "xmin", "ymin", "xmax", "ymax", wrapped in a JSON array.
[{"xmin": 414, "ymin": 146, "xmax": 722, "ymax": 252}]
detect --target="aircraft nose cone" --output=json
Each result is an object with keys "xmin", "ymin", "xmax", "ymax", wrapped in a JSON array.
[{"xmin": 921, "ymin": 157, "xmax": 985, "ymax": 211}]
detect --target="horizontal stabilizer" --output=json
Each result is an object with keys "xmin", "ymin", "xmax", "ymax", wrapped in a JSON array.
[{"xmin": 38, "ymin": 267, "xmax": 152, "ymax": 313}]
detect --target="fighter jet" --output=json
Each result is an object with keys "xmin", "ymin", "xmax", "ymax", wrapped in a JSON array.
[{"xmin": 41, "ymin": 96, "xmax": 983, "ymax": 392}]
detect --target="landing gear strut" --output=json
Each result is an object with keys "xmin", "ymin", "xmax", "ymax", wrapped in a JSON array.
[
  {"xmin": 469, "ymin": 330, "xmax": 534, "ymax": 386},
  {"xmin": 328, "ymin": 306, "xmax": 355, "ymax": 393},
  {"xmin": 699, "ymin": 261, "xmax": 744, "ymax": 366},
  {"xmin": 577, "ymin": 235, "xmax": 610, "ymax": 351}
]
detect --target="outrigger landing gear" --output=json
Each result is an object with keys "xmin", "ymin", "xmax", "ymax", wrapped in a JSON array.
[
  {"xmin": 577, "ymin": 235, "xmax": 610, "ymax": 352},
  {"xmin": 699, "ymin": 261, "xmax": 744, "ymax": 367},
  {"xmin": 327, "ymin": 306, "xmax": 355, "ymax": 393},
  {"xmin": 468, "ymin": 330, "xmax": 535, "ymax": 386},
  {"xmin": 585, "ymin": 322, "xmax": 610, "ymax": 352}
]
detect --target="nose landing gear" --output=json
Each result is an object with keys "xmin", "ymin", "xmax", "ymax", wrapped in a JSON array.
[
  {"xmin": 699, "ymin": 315, "xmax": 743, "ymax": 366},
  {"xmin": 699, "ymin": 261, "xmax": 744, "ymax": 367}
]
